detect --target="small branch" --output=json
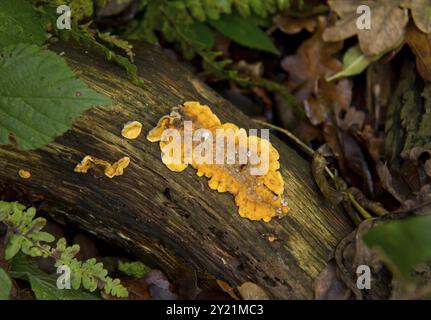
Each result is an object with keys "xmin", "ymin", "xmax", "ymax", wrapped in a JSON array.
[{"xmin": 254, "ymin": 119, "xmax": 373, "ymax": 220}]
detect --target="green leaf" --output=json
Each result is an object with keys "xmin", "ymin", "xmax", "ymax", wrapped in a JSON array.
[
  {"xmin": 0, "ymin": 267, "xmax": 12, "ymax": 300},
  {"xmin": 326, "ymin": 45, "xmax": 376, "ymax": 82},
  {"xmin": 327, "ymin": 34, "xmax": 405, "ymax": 82},
  {"xmin": 0, "ymin": 0, "xmax": 46, "ymax": 47},
  {"xmin": 209, "ymin": 13, "xmax": 279, "ymax": 55},
  {"xmin": 0, "ymin": 44, "xmax": 111, "ymax": 150},
  {"xmin": 104, "ymin": 277, "xmax": 129, "ymax": 298},
  {"xmin": 118, "ymin": 260, "xmax": 151, "ymax": 278},
  {"xmin": 9, "ymin": 253, "xmax": 100, "ymax": 300},
  {"xmin": 184, "ymin": 22, "xmax": 214, "ymax": 49},
  {"xmin": 5, "ymin": 234, "xmax": 25, "ymax": 260},
  {"xmin": 363, "ymin": 215, "xmax": 431, "ymax": 280}
]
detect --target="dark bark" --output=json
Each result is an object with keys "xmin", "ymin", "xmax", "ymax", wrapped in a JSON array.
[{"xmin": 0, "ymin": 41, "xmax": 353, "ymax": 299}]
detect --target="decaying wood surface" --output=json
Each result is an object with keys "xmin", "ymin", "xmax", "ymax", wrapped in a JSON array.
[{"xmin": 0, "ymin": 41, "xmax": 353, "ymax": 299}]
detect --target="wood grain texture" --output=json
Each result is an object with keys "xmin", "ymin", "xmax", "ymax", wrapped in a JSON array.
[{"xmin": 0, "ymin": 41, "xmax": 353, "ymax": 299}]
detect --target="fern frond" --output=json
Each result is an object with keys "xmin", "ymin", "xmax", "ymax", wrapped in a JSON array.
[{"xmin": 0, "ymin": 201, "xmax": 129, "ymax": 298}]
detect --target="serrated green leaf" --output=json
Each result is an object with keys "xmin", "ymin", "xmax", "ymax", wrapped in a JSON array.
[
  {"xmin": 0, "ymin": 267, "xmax": 12, "ymax": 300},
  {"xmin": 209, "ymin": 13, "xmax": 279, "ymax": 55},
  {"xmin": 0, "ymin": 0, "xmax": 46, "ymax": 47},
  {"xmin": 9, "ymin": 253, "xmax": 100, "ymax": 300},
  {"xmin": 0, "ymin": 44, "xmax": 112, "ymax": 150},
  {"xmin": 363, "ymin": 215, "xmax": 431, "ymax": 280}
]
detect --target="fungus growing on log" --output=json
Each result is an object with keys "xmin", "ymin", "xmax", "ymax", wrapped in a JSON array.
[
  {"xmin": 121, "ymin": 121, "xmax": 143, "ymax": 139},
  {"xmin": 18, "ymin": 169, "xmax": 31, "ymax": 179},
  {"xmin": 147, "ymin": 101, "xmax": 289, "ymax": 222},
  {"xmin": 75, "ymin": 155, "xmax": 130, "ymax": 178}
]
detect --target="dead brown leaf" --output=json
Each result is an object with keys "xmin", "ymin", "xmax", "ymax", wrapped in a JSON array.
[
  {"xmin": 406, "ymin": 23, "xmax": 431, "ymax": 82},
  {"xmin": 312, "ymin": 144, "xmax": 345, "ymax": 204},
  {"xmin": 237, "ymin": 282, "xmax": 269, "ymax": 300},
  {"xmin": 308, "ymin": 77, "xmax": 353, "ymax": 126},
  {"xmin": 314, "ymin": 259, "xmax": 351, "ymax": 299},
  {"xmin": 273, "ymin": 14, "xmax": 317, "ymax": 34},
  {"xmin": 338, "ymin": 130, "xmax": 374, "ymax": 196},
  {"xmin": 334, "ymin": 220, "xmax": 391, "ymax": 300},
  {"xmin": 144, "ymin": 269, "xmax": 179, "ymax": 300},
  {"xmin": 281, "ymin": 16, "xmax": 343, "ymax": 102},
  {"xmin": 402, "ymin": 0, "xmax": 431, "ymax": 33},
  {"xmin": 121, "ymin": 278, "xmax": 151, "ymax": 300},
  {"xmin": 323, "ymin": 0, "xmax": 408, "ymax": 56}
]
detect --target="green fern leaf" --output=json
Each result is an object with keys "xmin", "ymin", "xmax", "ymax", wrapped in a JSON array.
[
  {"xmin": 118, "ymin": 261, "xmax": 151, "ymax": 278},
  {"xmin": 233, "ymin": 0, "xmax": 251, "ymax": 17},
  {"xmin": 0, "ymin": 267, "xmax": 12, "ymax": 300},
  {"xmin": 5, "ymin": 235, "xmax": 25, "ymax": 260}
]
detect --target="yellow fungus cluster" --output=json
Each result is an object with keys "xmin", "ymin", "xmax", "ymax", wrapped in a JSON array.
[
  {"xmin": 74, "ymin": 155, "xmax": 130, "ymax": 178},
  {"xmin": 147, "ymin": 101, "xmax": 289, "ymax": 222}
]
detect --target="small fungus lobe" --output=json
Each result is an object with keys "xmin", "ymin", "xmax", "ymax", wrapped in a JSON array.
[
  {"xmin": 121, "ymin": 121, "xmax": 143, "ymax": 140},
  {"xmin": 74, "ymin": 155, "xmax": 130, "ymax": 178},
  {"xmin": 18, "ymin": 169, "xmax": 31, "ymax": 179}
]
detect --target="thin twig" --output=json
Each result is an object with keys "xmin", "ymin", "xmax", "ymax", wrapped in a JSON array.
[{"xmin": 254, "ymin": 119, "xmax": 373, "ymax": 220}]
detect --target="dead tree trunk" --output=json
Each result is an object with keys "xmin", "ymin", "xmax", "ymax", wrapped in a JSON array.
[{"xmin": 0, "ymin": 41, "xmax": 353, "ymax": 299}]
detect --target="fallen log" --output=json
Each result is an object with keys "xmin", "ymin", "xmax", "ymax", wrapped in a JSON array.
[{"xmin": 0, "ymin": 41, "xmax": 353, "ymax": 299}]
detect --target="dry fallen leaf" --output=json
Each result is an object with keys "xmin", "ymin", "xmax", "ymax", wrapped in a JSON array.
[
  {"xmin": 237, "ymin": 282, "xmax": 269, "ymax": 300},
  {"xmin": 273, "ymin": 14, "xmax": 316, "ymax": 34},
  {"xmin": 144, "ymin": 269, "xmax": 179, "ymax": 300},
  {"xmin": 281, "ymin": 16, "xmax": 343, "ymax": 102},
  {"xmin": 121, "ymin": 121, "xmax": 143, "ymax": 139},
  {"xmin": 304, "ymin": 77, "xmax": 353, "ymax": 126},
  {"xmin": 406, "ymin": 23, "xmax": 431, "ymax": 82},
  {"xmin": 323, "ymin": 0, "xmax": 408, "ymax": 56},
  {"xmin": 314, "ymin": 259, "xmax": 351, "ymax": 300},
  {"xmin": 402, "ymin": 0, "xmax": 431, "ymax": 33}
]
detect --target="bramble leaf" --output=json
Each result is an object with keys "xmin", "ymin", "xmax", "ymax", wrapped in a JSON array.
[
  {"xmin": 0, "ymin": 0, "xmax": 46, "ymax": 47},
  {"xmin": 0, "ymin": 44, "xmax": 112, "ymax": 150}
]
